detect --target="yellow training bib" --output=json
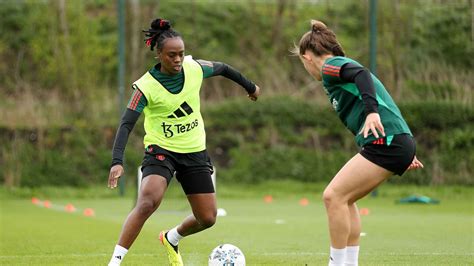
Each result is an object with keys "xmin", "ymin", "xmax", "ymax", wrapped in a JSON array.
[{"xmin": 134, "ymin": 55, "xmax": 206, "ymax": 153}]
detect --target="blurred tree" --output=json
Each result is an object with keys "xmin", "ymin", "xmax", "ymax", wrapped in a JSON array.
[
  {"xmin": 410, "ymin": 1, "xmax": 473, "ymax": 68},
  {"xmin": 129, "ymin": 0, "xmax": 141, "ymax": 80},
  {"xmin": 1, "ymin": 0, "xmax": 473, "ymax": 187}
]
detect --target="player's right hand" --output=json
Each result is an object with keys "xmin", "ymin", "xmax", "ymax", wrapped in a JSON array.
[
  {"xmin": 360, "ymin": 112, "xmax": 385, "ymax": 139},
  {"xmin": 108, "ymin": 164, "xmax": 124, "ymax": 189}
]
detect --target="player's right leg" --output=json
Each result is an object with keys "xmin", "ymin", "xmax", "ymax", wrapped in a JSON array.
[
  {"xmin": 323, "ymin": 154, "xmax": 393, "ymax": 266},
  {"xmin": 118, "ymin": 173, "xmax": 168, "ymax": 247},
  {"xmin": 108, "ymin": 171, "xmax": 169, "ymax": 266}
]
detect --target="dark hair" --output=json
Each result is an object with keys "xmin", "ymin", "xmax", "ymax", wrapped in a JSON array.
[
  {"xmin": 293, "ymin": 20, "xmax": 345, "ymax": 57},
  {"xmin": 143, "ymin": 18, "xmax": 181, "ymax": 51}
]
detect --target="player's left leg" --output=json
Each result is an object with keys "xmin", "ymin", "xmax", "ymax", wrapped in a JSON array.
[
  {"xmin": 160, "ymin": 193, "xmax": 216, "ymax": 266},
  {"xmin": 178, "ymin": 192, "xmax": 217, "ymax": 235},
  {"xmin": 346, "ymin": 203, "xmax": 361, "ymax": 266},
  {"xmin": 348, "ymin": 203, "xmax": 361, "ymax": 247},
  {"xmin": 160, "ymin": 169, "xmax": 216, "ymax": 265},
  {"xmin": 167, "ymin": 169, "xmax": 217, "ymax": 240}
]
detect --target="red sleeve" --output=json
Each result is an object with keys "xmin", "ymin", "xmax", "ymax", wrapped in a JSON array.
[
  {"xmin": 322, "ymin": 63, "xmax": 341, "ymax": 78},
  {"xmin": 127, "ymin": 86, "xmax": 147, "ymax": 113}
]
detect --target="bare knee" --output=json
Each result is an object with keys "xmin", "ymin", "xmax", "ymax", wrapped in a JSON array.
[
  {"xmin": 197, "ymin": 211, "xmax": 217, "ymax": 228},
  {"xmin": 322, "ymin": 187, "xmax": 345, "ymax": 208},
  {"xmin": 135, "ymin": 198, "xmax": 160, "ymax": 217}
]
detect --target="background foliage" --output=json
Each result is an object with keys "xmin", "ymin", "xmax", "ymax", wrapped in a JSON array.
[{"xmin": 0, "ymin": 0, "xmax": 472, "ymax": 187}]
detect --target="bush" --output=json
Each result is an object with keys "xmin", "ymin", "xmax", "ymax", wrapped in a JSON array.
[
  {"xmin": 0, "ymin": 127, "xmax": 143, "ymax": 187},
  {"xmin": 220, "ymin": 144, "xmax": 351, "ymax": 184},
  {"xmin": 205, "ymin": 97, "xmax": 473, "ymax": 185},
  {"xmin": 1, "ymin": 97, "xmax": 472, "ymax": 187}
]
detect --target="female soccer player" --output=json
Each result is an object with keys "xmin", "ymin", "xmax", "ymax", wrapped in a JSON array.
[
  {"xmin": 107, "ymin": 18, "xmax": 260, "ymax": 266},
  {"xmin": 294, "ymin": 20, "xmax": 423, "ymax": 266}
]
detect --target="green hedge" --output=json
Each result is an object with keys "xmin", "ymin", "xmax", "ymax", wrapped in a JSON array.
[
  {"xmin": 0, "ymin": 97, "xmax": 472, "ymax": 187},
  {"xmin": 0, "ymin": 127, "xmax": 143, "ymax": 188},
  {"xmin": 204, "ymin": 97, "xmax": 474, "ymax": 185}
]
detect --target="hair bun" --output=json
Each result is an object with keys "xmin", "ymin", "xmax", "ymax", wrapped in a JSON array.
[
  {"xmin": 311, "ymin": 19, "xmax": 327, "ymax": 33},
  {"xmin": 151, "ymin": 18, "xmax": 171, "ymax": 30}
]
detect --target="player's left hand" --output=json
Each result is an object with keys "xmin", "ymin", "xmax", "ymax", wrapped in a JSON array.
[
  {"xmin": 407, "ymin": 156, "xmax": 424, "ymax": 171},
  {"xmin": 248, "ymin": 85, "xmax": 260, "ymax": 101},
  {"xmin": 361, "ymin": 112, "xmax": 385, "ymax": 138}
]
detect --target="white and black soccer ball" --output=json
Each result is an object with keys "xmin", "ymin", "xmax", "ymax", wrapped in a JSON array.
[{"xmin": 208, "ymin": 244, "xmax": 245, "ymax": 266}]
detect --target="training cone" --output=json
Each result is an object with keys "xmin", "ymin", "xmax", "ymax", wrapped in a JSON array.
[
  {"xmin": 359, "ymin": 208, "xmax": 370, "ymax": 216},
  {"xmin": 31, "ymin": 197, "xmax": 40, "ymax": 205},
  {"xmin": 65, "ymin": 204, "xmax": 76, "ymax": 213},
  {"xmin": 43, "ymin": 200, "xmax": 51, "ymax": 208},
  {"xmin": 83, "ymin": 208, "xmax": 95, "ymax": 217},
  {"xmin": 263, "ymin": 195, "xmax": 273, "ymax": 203},
  {"xmin": 299, "ymin": 198, "xmax": 309, "ymax": 206}
]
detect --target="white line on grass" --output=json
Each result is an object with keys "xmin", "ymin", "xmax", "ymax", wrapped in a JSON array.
[
  {"xmin": 0, "ymin": 253, "xmax": 154, "ymax": 259},
  {"xmin": 261, "ymin": 252, "xmax": 473, "ymax": 256},
  {"xmin": 262, "ymin": 252, "xmax": 327, "ymax": 256},
  {"xmin": 1, "ymin": 252, "xmax": 472, "ymax": 260}
]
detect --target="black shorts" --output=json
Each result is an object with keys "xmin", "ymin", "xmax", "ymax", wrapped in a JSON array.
[
  {"xmin": 360, "ymin": 134, "xmax": 416, "ymax": 176},
  {"xmin": 141, "ymin": 145, "xmax": 215, "ymax": 195}
]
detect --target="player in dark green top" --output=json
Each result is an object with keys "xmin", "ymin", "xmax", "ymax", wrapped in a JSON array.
[
  {"xmin": 294, "ymin": 20, "xmax": 423, "ymax": 266},
  {"xmin": 107, "ymin": 18, "xmax": 260, "ymax": 266}
]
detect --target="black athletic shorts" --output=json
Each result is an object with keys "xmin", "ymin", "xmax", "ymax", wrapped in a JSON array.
[
  {"xmin": 141, "ymin": 144, "xmax": 215, "ymax": 195},
  {"xmin": 360, "ymin": 134, "xmax": 416, "ymax": 176}
]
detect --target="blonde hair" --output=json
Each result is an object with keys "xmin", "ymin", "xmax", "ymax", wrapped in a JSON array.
[{"xmin": 292, "ymin": 20, "xmax": 345, "ymax": 57}]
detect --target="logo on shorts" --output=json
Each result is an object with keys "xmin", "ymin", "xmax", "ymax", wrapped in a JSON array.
[
  {"xmin": 372, "ymin": 138, "xmax": 385, "ymax": 145},
  {"xmin": 156, "ymin": 154, "xmax": 165, "ymax": 161},
  {"xmin": 332, "ymin": 98, "xmax": 338, "ymax": 110}
]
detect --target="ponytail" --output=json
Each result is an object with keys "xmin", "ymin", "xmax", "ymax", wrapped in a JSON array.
[
  {"xmin": 294, "ymin": 20, "xmax": 345, "ymax": 57},
  {"xmin": 143, "ymin": 18, "xmax": 181, "ymax": 51}
]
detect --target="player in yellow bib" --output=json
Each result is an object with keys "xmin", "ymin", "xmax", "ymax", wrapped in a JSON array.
[{"xmin": 107, "ymin": 18, "xmax": 260, "ymax": 266}]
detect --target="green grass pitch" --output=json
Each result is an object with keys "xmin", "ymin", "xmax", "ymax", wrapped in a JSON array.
[{"xmin": 0, "ymin": 183, "xmax": 473, "ymax": 265}]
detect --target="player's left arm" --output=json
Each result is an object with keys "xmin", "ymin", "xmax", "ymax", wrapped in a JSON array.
[
  {"xmin": 407, "ymin": 156, "xmax": 424, "ymax": 171},
  {"xmin": 340, "ymin": 63, "xmax": 385, "ymax": 138},
  {"xmin": 197, "ymin": 59, "xmax": 260, "ymax": 101}
]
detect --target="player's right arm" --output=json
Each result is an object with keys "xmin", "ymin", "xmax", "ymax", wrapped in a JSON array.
[
  {"xmin": 339, "ymin": 62, "xmax": 385, "ymax": 138},
  {"xmin": 108, "ymin": 88, "xmax": 147, "ymax": 189}
]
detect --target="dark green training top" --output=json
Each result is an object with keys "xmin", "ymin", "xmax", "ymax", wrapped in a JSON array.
[{"xmin": 322, "ymin": 56, "xmax": 412, "ymax": 147}]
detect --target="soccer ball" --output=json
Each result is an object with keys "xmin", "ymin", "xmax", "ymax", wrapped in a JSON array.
[{"xmin": 208, "ymin": 244, "xmax": 245, "ymax": 266}]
